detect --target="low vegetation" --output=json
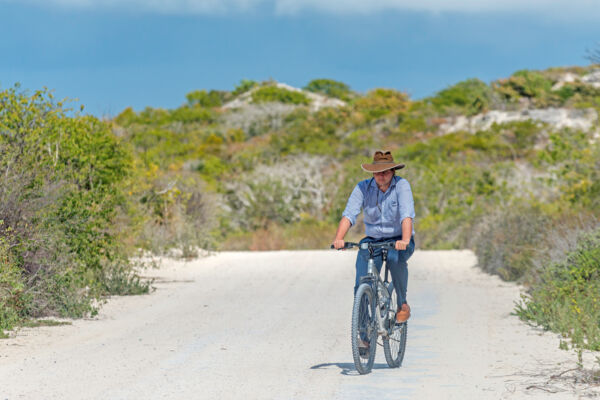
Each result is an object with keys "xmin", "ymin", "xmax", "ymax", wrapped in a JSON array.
[{"xmin": 516, "ymin": 226, "xmax": 600, "ymax": 363}]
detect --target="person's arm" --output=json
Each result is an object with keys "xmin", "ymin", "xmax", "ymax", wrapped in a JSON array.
[
  {"xmin": 395, "ymin": 179, "xmax": 415, "ymax": 251},
  {"xmin": 333, "ymin": 183, "xmax": 363, "ymax": 249},
  {"xmin": 395, "ymin": 217, "xmax": 412, "ymax": 250},
  {"xmin": 333, "ymin": 217, "xmax": 352, "ymax": 249}
]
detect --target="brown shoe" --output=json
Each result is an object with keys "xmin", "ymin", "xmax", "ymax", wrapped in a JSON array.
[
  {"xmin": 396, "ymin": 303, "xmax": 411, "ymax": 323},
  {"xmin": 358, "ymin": 339, "xmax": 370, "ymax": 358}
]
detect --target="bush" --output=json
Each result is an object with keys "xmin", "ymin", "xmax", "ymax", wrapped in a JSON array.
[
  {"xmin": 170, "ymin": 105, "xmax": 215, "ymax": 124},
  {"xmin": 353, "ymin": 88, "xmax": 409, "ymax": 122},
  {"xmin": 0, "ymin": 228, "xmax": 26, "ymax": 334},
  {"xmin": 135, "ymin": 172, "xmax": 217, "ymax": 257},
  {"xmin": 304, "ymin": 79, "xmax": 353, "ymax": 101},
  {"xmin": 0, "ymin": 86, "xmax": 147, "ymax": 331},
  {"xmin": 493, "ymin": 70, "xmax": 555, "ymax": 107},
  {"xmin": 429, "ymin": 78, "xmax": 493, "ymax": 116},
  {"xmin": 224, "ymin": 156, "xmax": 330, "ymax": 231},
  {"xmin": 516, "ymin": 227, "xmax": 600, "ymax": 362},
  {"xmin": 539, "ymin": 129, "xmax": 600, "ymax": 208},
  {"xmin": 185, "ymin": 90, "xmax": 226, "ymax": 108},
  {"xmin": 251, "ymin": 86, "xmax": 311, "ymax": 105},
  {"xmin": 268, "ymin": 107, "xmax": 344, "ymax": 156},
  {"xmin": 472, "ymin": 202, "xmax": 550, "ymax": 281},
  {"xmin": 232, "ymin": 79, "xmax": 258, "ymax": 97}
]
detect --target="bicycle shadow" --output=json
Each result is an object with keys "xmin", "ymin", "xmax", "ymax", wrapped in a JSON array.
[{"xmin": 310, "ymin": 362, "xmax": 390, "ymax": 375}]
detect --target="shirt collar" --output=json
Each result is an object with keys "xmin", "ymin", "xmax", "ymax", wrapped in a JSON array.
[{"xmin": 368, "ymin": 176, "xmax": 398, "ymax": 192}]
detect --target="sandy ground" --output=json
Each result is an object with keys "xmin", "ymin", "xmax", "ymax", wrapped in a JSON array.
[{"xmin": 1, "ymin": 250, "xmax": 599, "ymax": 399}]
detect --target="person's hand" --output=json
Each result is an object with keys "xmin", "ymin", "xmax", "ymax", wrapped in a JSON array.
[
  {"xmin": 395, "ymin": 240, "xmax": 409, "ymax": 251},
  {"xmin": 332, "ymin": 239, "xmax": 345, "ymax": 250}
]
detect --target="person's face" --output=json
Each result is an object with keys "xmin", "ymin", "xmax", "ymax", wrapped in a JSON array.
[{"xmin": 373, "ymin": 169, "xmax": 394, "ymax": 187}]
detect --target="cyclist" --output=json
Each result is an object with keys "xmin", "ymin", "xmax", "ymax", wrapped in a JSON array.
[{"xmin": 332, "ymin": 150, "xmax": 415, "ymax": 323}]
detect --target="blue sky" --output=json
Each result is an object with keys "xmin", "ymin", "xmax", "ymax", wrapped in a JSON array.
[{"xmin": 1, "ymin": 0, "xmax": 599, "ymax": 117}]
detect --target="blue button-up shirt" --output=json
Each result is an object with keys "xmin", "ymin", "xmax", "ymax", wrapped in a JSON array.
[{"xmin": 342, "ymin": 176, "xmax": 415, "ymax": 239}]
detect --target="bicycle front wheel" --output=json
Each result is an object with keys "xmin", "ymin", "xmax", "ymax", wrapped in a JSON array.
[
  {"xmin": 351, "ymin": 283, "xmax": 377, "ymax": 375},
  {"xmin": 383, "ymin": 283, "xmax": 407, "ymax": 368}
]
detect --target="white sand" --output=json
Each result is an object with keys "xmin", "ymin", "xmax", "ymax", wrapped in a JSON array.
[{"xmin": 1, "ymin": 250, "xmax": 598, "ymax": 399}]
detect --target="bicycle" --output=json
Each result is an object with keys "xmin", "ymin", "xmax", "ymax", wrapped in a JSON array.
[{"xmin": 332, "ymin": 241, "xmax": 408, "ymax": 375}]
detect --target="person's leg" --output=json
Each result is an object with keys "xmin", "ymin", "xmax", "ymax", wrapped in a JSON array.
[
  {"xmin": 387, "ymin": 237, "xmax": 415, "ymax": 309},
  {"xmin": 354, "ymin": 240, "xmax": 369, "ymax": 296},
  {"xmin": 387, "ymin": 251, "xmax": 408, "ymax": 309},
  {"xmin": 354, "ymin": 237, "xmax": 383, "ymax": 295}
]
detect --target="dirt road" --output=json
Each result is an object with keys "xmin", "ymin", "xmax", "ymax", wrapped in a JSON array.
[{"xmin": 0, "ymin": 250, "xmax": 595, "ymax": 399}]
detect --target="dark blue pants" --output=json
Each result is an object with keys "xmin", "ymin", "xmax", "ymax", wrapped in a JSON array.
[{"xmin": 354, "ymin": 235, "xmax": 415, "ymax": 309}]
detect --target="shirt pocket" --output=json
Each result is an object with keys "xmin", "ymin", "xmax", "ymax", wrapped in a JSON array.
[
  {"xmin": 384, "ymin": 199, "xmax": 399, "ymax": 221},
  {"xmin": 364, "ymin": 202, "xmax": 380, "ymax": 224}
]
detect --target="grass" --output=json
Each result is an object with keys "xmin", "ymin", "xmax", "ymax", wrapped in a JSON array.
[
  {"xmin": 20, "ymin": 319, "xmax": 72, "ymax": 328},
  {"xmin": 1, "ymin": 319, "xmax": 72, "ymax": 339}
]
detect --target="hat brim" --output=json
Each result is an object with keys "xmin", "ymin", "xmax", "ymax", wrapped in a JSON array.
[{"xmin": 361, "ymin": 163, "xmax": 405, "ymax": 173}]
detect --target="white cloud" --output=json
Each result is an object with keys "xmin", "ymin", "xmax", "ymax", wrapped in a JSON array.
[{"xmin": 4, "ymin": 0, "xmax": 600, "ymax": 18}]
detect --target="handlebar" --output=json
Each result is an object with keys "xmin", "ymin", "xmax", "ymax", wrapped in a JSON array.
[
  {"xmin": 330, "ymin": 241, "xmax": 396, "ymax": 250},
  {"xmin": 330, "ymin": 242, "xmax": 360, "ymax": 250}
]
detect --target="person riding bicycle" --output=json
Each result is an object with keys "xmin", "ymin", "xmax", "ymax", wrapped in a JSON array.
[{"xmin": 332, "ymin": 150, "xmax": 415, "ymax": 323}]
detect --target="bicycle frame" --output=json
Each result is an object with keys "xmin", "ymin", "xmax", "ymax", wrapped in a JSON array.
[{"xmin": 359, "ymin": 241, "xmax": 396, "ymax": 337}]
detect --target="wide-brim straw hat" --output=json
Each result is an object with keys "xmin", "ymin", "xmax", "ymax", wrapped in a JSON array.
[{"xmin": 361, "ymin": 151, "xmax": 405, "ymax": 173}]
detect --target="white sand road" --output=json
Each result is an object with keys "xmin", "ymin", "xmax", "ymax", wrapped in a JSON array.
[{"xmin": 1, "ymin": 250, "xmax": 598, "ymax": 399}]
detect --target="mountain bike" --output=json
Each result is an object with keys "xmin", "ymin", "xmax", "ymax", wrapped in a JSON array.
[{"xmin": 332, "ymin": 241, "xmax": 408, "ymax": 375}]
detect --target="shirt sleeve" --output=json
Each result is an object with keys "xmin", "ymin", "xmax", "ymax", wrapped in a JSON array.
[
  {"xmin": 342, "ymin": 183, "xmax": 364, "ymax": 226},
  {"xmin": 398, "ymin": 179, "xmax": 415, "ymax": 221}
]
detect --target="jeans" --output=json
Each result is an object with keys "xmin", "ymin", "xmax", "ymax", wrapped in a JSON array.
[{"xmin": 354, "ymin": 235, "xmax": 415, "ymax": 309}]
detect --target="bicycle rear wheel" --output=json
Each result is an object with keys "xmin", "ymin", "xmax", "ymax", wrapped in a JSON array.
[
  {"xmin": 383, "ymin": 283, "xmax": 407, "ymax": 368},
  {"xmin": 351, "ymin": 283, "xmax": 377, "ymax": 374}
]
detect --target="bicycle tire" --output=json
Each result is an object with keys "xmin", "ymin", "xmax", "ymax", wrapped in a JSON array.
[
  {"xmin": 351, "ymin": 283, "xmax": 377, "ymax": 374},
  {"xmin": 383, "ymin": 283, "xmax": 407, "ymax": 368}
]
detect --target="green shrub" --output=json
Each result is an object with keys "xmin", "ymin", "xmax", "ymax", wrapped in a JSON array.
[
  {"xmin": 185, "ymin": 90, "xmax": 225, "ymax": 108},
  {"xmin": 136, "ymin": 107, "xmax": 172, "ymax": 125},
  {"xmin": 538, "ymin": 129, "xmax": 600, "ymax": 208},
  {"xmin": 224, "ymin": 156, "xmax": 329, "ymax": 231},
  {"xmin": 353, "ymin": 88, "xmax": 409, "ymax": 122},
  {"xmin": 429, "ymin": 78, "xmax": 493, "ymax": 116},
  {"xmin": 473, "ymin": 202, "xmax": 550, "ymax": 281},
  {"xmin": 0, "ymin": 229, "xmax": 27, "ymax": 333},
  {"xmin": 395, "ymin": 112, "xmax": 428, "ymax": 136},
  {"xmin": 251, "ymin": 86, "xmax": 311, "ymax": 105},
  {"xmin": 114, "ymin": 107, "xmax": 137, "ymax": 127},
  {"xmin": 304, "ymin": 79, "xmax": 353, "ymax": 101},
  {"xmin": 0, "ymin": 86, "xmax": 147, "ymax": 331},
  {"xmin": 197, "ymin": 155, "xmax": 228, "ymax": 183},
  {"xmin": 232, "ymin": 79, "xmax": 258, "ymax": 97},
  {"xmin": 268, "ymin": 107, "xmax": 342, "ymax": 156},
  {"xmin": 134, "ymin": 170, "xmax": 217, "ymax": 256},
  {"xmin": 493, "ymin": 70, "xmax": 555, "ymax": 106},
  {"xmin": 170, "ymin": 105, "xmax": 215, "ymax": 124},
  {"xmin": 516, "ymin": 227, "xmax": 600, "ymax": 362}
]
